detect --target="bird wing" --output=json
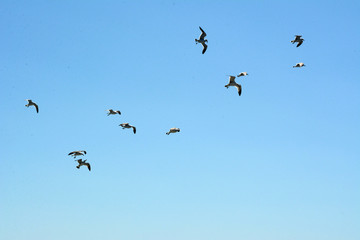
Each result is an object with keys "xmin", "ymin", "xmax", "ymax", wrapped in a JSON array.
[
  {"xmin": 132, "ymin": 126, "xmax": 136, "ymax": 134},
  {"xmin": 33, "ymin": 103, "xmax": 39, "ymax": 113},
  {"xmin": 82, "ymin": 151, "xmax": 87, "ymax": 154},
  {"xmin": 296, "ymin": 40, "xmax": 303, "ymax": 47},
  {"xmin": 199, "ymin": 26, "xmax": 207, "ymax": 40},
  {"xmin": 229, "ymin": 76, "xmax": 236, "ymax": 83},
  {"xmin": 68, "ymin": 151, "xmax": 75, "ymax": 155},
  {"xmin": 201, "ymin": 42, "xmax": 207, "ymax": 54},
  {"xmin": 86, "ymin": 163, "xmax": 91, "ymax": 171},
  {"xmin": 116, "ymin": 111, "xmax": 121, "ymax": 115},
  {"xmin": 236, "ymin": 84, "xmax": 242, "ymax": 96},
  {"xmin": 295, "ymin": 35, "xmax": 302, "ymax": 40}
]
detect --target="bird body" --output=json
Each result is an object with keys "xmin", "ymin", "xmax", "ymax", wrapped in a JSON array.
[
  {"xmin": 166, "ymin": 128, "xmax": 180, "ymax": 135},
  {"xmin": 119, "ymin": 123, "xmax": 136, "ymax": 134},
  {"xmin": 25, "ymin": 99, "xmax": 39, "ymax": 113},
  {"xmin": 107, "ymin": 109, "xmax": 121, "ymax": 116},
  {"xmin": 293, "ymin": 62, "xmax": 306, "ymax": 68},
  {"xmin": 237, "ymin": 72, "xmax": 248, "ymax": 77},
  {"xmin": 195, "ymin": 26, "xmax": 208, "ymax": 54},
  {"xmin": 225, "ymin": 76, "xmax": 242, "ymax": 96},
  {"xmin": 68, "ymin": 150, "xmax": 87, "ymax": 158},
  {"xmin": 75, "ymin": 159, "xmax": 91, "ymax": 171},
  {"xmin": 291, "ymin": 35, "xmax": 304, "ymax": 47}
]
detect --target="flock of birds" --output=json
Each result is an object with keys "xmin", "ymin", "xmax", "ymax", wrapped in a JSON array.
[{"xmin": 24, "ymin": 28, "xmax": 306, "ymax": 172}]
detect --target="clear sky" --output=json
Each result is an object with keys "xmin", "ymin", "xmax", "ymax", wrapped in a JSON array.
[{"xmin": 1, "ymin": 1, "xmax": 359, "ymax": 240}]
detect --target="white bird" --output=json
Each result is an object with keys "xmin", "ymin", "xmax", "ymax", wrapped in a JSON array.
[
  {"xmin": 237, "ymin": 72, "xmax": 248, "ymax": 77},
  {"xmin": 75, "ymin": 159, "xmax": 91, "ymax": 171},
  {"xmin": 25, "ymin": 99, "xmax": 39, "ymax": 113},
  {"xmin": 291, "ymin": 35, "xmax": 304, "ymax": 47},
  {"xmin": 107, "ymin": 109, "xmax": 121, "ymax": 116},
  {"xmin": 293, "ymin": 62, "xmax": 306, "ymax": 68},
  {"xmin": 119, "ymin": 123, "xmax": 136, "ymax": 134},
  {"xmin": 68, "ymin": 150, "xmax": 87, "ymax": 158},
  {"xmin": 166, "ymin": 128, "xmax": 180, "ymax": 135},
  {"xmin": 225, "ymin": 76, "xmax": 242, "ymax": 96},
  {"xmin": 195, "ymin": 26, "xmax": 208, "ymax": 54}
]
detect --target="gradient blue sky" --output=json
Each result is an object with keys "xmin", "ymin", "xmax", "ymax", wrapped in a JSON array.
[{"xmin": 1, "ymin": 1, "xmax": 360, "ymax": 240}]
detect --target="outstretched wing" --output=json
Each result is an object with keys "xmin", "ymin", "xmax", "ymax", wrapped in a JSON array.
[
  {"xmin": 201, "ymin": 42, "xmax": 207, "ymax": 54},
  {"xmin": 199, "ymin": 26, "xmax": 207, "ymax": 40},
  {"xmin": 132, "ymin": 126, "xmax": 136, "ymax": 134},
  {"xmin": 236, "ymin": 84, "xmax": 242, "ymax": 96},
  {"xmin": 86, "ymin": 163, "xmax": 91, "ymax": 171},
  {"xmin": 229, "ymin": 76, "xmax": 236, "ymax": 83},
  {"xmin": 33, "ymin": 103, "xmax": 39, "ymax": 113},
  {"xmin": 296, "ymin": 40, "xmax": 303, "ymax": 47}
]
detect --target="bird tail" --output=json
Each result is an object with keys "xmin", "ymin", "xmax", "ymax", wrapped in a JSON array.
[
  {"xmin": 166, "ymin": 132, "xmax": 170, "ymax": 135},
  {"xmin": 76, "ymin": 166, "xmax": 80, "ymax": 169}
]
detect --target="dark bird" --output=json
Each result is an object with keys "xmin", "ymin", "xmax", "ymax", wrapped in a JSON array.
[
  {"xmin": 68, "ymin": 150, "xmax": 87, "ymax": 158},
  {"xmin": 293, "ymin": 62, "xmax": 306, "ymax": 68},
  {"xmin": 119, "ymin": 123, "xmax": 136, "ymax": 134},
  {"xmin": 195, "ymin": 26, "xmax": 208, "ymax": 54},
  {"xmin": 166, "ymin": 128, "xmax": 180, "ymax": 135},
  {"xmin": 25, "ymin": 99, "xmax": 39, "ymax": 113},
  {"xmin": 75, "ymin": 159, "xmax": 91, "ymax": 171},
  {"xmin": 107, "ymin": 109, "xmax": 121, "ymax": 116},
  {"xmin": 237, "ymin": 72, "xmax": 249, "ymax": 77},
  {"xmin": 291, "ymin": 35, "xmax": 304, "ymax": 47},
  {"xmin": 225, "ymin": 76, "xmax": 242, "ymax": 96}
]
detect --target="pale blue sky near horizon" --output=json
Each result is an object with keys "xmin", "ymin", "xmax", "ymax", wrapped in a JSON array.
[{"xmin": 1, "ymin": 1, "xmax": 359, "ymax": 240}]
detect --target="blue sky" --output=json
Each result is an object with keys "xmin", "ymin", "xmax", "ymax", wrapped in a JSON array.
[{"xmin": 1, "ymin": 1, "xmax": 359, "ymax": 239}]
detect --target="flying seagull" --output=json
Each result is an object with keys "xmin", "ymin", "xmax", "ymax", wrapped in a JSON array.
[
  {"xmin": 119, "ymin": 123, "xmax": 136, "ymax": 134},
  {"xmin": 293, "ymin": 62, "xmax": 306, "ymax": 68},
  {"xmin": 195, "ymin": 26, "xmax": 208, "ymax": 54},
  {"xmin": 107, "ymin": 109, "xmax": 121, "ymax": 116},
  {"xmin": 68, "ymin": 150, "xmax": 87, "ymax": 158},
  {"xmin": 225, "ymin": 76, "xmax": 242, "ymax": 96},
  {"xmin": 166, "ymin": 128, "xmax": 180, "ymax": 135},
  {"xmin": 237, "ymin": 72, "xmax": 248, "ymax": 77},
  {"xmin": 291, "ymin": 35, "xmax": 304, "ymax": 47},
  {"xmin": 75, "ymin": 159, "xmax": 91, "ymax": 171},
  {"xmin": 25, "ymin": 99, "xmax": 39, "ymax": 113}
]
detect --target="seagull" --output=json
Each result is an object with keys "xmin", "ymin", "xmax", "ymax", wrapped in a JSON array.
[
  {"xmin": 225, "ymin": 76, "xmax": 242, "ymax": 96},
  {"xmin": 107, "ymin": 109, "xmax": 121, "ymax": 116},
  {"xmin": 293, "ymin": 62, "xmax": 306, "ymax": 68},
  {"xmin": 291, "ymin": 35, "xmax": 304, "ymax": 47},
  {"xmin": 119, "ymin": 123, "xmax": 136, "ymax": 134},
  {"xmin": 25, "ymin": 99, "xmax": 39, "ymax": 113},
  {"xmin": 75, "ymin": 159, "xmax": 91, "ymax": 171},
  {"xmin": 68, "ymin": 150, "xmax": 87, "ymax": 158},
  {"xmin": 166, "ymin": 128, "xmax": 180, "ymax": 135},
  {"xmin": 237, "ymin": 72, "xmax": 248, "ymax": 77},
  {"xmin": 195, "ymin": 26, "xmax": 208, "ymax": 54}
]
